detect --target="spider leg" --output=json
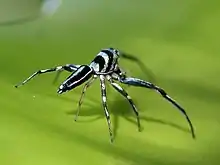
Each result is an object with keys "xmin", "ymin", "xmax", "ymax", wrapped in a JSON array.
[
  {"xmin": 118, "ymin": 77, "xmax": 196, "ymax": 139},
  {"xmin": 75, "ymin": 75, "xmax": 97, "ymax": 121},
  {"xmin": 15, "ymin": 64, "xmax": 81, "ymax": 88},
  {"xmin": 120, "ymin": 52, "xmax": 156, "ymax": 82},
  {"xmin": 100, "ymin": 75, "xmax": 114, "ymax": 143},
  {"xmin": 108, "ymin": 78, "xmax": 141, "ymax": 131}
]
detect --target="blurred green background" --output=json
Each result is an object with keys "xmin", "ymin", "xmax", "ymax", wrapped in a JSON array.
[{"xmin": 0, "ymin": 0, "xmax": 220, "ymax": 165}]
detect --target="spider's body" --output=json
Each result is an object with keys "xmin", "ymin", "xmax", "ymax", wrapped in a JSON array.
[
  {"xmin": 90, "ymin": 48, "xmax": 119, "ymax": 73},
  {"xmin": 57, "ymin": 48, "xmax": 119, "ymax": 94},
  {"xmin": 15, "ymin": 48, "xmax": 196, "ymax": 143}
]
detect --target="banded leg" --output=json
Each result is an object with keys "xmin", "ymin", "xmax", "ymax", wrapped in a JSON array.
[
  {"xmin": 110, "ymin": 81, "xmax": 141, "ymax": 131},
  {"xmin": 75, "ymin": 76, "xmax": 97, "ymax": 121},
  {"xmin": 15, "ymin": 64, "xmax": 80, "ymax": 88},
  {"xmin": 100, "ymin": 75, "xmax": 114, "ymax": 143},
  {"xmin": 119, "ymin": 77, "xmax": 196, "ymax": 139}
]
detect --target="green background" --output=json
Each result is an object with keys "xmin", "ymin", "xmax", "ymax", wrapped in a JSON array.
[{"xmin": 0, "ymin": 0, "xmax": 220, "ymax": 165}]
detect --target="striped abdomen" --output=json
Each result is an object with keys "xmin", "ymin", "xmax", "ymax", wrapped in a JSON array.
[{"xmin": 57, "ymin": 65, "xmax": 93, "ymax": 94}]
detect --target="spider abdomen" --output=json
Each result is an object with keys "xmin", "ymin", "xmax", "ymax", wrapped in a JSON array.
[{"xmin": 57, "ymin": 65, "xmax": 93, "ymax": 93}]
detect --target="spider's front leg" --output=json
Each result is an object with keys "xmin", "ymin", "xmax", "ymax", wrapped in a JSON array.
[
  {"xmin": 118, "ymin": 76, "xmax": 196, "ymax": 139},
  {"xmin": 15, "ymin": 64, "xmax": 80, "ymax": 88},
  {"xmin": 99, "ymin": 75, "xmax": 114, "ymax": 143}
]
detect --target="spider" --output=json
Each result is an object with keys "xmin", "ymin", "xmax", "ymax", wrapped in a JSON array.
[{"xmin": 15, "ymin": 47, "xmax": 195, "ymax": 142}]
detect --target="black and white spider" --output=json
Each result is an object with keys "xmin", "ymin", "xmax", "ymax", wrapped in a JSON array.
[{"xmin": 15, "ymin": 47, "xmax": 195, "ymax": 142}]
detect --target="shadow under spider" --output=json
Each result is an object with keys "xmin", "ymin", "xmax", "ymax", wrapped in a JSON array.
[{"xmin": 66, "ymin": 94, "xmax": 191, "ymax": 140}]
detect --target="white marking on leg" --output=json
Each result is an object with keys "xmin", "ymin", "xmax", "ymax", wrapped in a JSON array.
[
  {"xmin": 105, "ymin": 108, "xmax": 109, "ymax": 116},
  {"xmin": 100, "ymin": 75, "xmax": 106, "ymax": 90},
  {"xmin": 102, "ymin": 96, "xmax": 107, "ymax": 103},
  {"xmin": 40, "ymin": 69, "xmax": 48, "ymax": 73},
  {"xmin": 112, "ymin": 82, "xmax": 123, "ymax": 91},
  {"xmin": 56, "ymin": 66, "xmax": 63, "ymax": 70}
]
